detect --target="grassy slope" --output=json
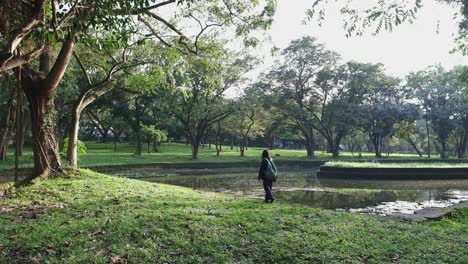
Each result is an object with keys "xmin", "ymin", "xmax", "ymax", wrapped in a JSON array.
[
  {"xmin": 0, "ymin": 142, "xmax": 427, "ymax": 171},
  {"xmin": 0, "ymin": 170, "xmax": 467, "ymax": 263}
]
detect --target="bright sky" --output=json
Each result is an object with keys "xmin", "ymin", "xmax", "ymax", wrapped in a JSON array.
[{"xmin": 233, "ymin": 0, "xmax": 468, "ymax": 96}]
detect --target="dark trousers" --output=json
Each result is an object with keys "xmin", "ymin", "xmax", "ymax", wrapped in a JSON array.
[{"xmin": 263, "ymin": 179, "xmax": 274, "ymax": 201}]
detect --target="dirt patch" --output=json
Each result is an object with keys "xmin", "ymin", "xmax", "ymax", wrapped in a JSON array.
[{"xmin": 0, "ymin": 203, "xmax": 67, "ymax": 222}]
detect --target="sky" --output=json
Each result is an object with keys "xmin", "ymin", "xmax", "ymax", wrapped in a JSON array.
[{"xmin": 233, "ymin": 0, "xmax": 468, "ymax": 96}]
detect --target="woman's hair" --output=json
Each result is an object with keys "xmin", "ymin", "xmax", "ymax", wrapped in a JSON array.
[{"xmin": 261, "ymin": 150, "xmax": 270, "ymax": 159}]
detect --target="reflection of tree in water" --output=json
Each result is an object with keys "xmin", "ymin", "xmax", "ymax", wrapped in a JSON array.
[
  {"xmin": 134, "ymin": 171, "xmax": 468, "ymax": 209},
  {"xmin": 305, "ymin": 173, "xmax": 320, "ymax": 188},
  {"xmin": 414, "ymin": 189, "xmax": 449, "ymax": 202},
  {"xmin": 275, "ymin": 190, "xmax": 404, "ymax": 209}
]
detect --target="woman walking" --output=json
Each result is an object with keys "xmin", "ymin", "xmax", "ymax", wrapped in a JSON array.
[{"xmin": 258, "ymin": 150, "xmax": 277, "ymax": 203}]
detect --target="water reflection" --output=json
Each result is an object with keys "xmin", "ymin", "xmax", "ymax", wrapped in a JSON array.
[{"xmin": 112, "ymin": 167, "xmax": 468, "ymax": 215}]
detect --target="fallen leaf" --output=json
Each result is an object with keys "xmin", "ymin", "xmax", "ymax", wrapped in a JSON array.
[
  {"xmin": 0, "ymin": 208, "xmax": 15, "ymax": 213},
  {"xmin": 30, "ymin": 253, "xmax": 43, "ymax": 263},
  {"xmin": 91, "ymin": 229, "xmax": 106, "ymax": 236},
  {"xmin": 7, "ymin": 235, "xmax": 18, "ymax": 240},
  {"xmin": 110, "ymin": 256, "xmax": 127, "ymax": 264},
  {"xmin": 97, "ymin": 249, "xmax": 110, "ymax": 256},
  {"xmin": 45, "ymin": 246, "xmax": 56, "ymax": 255},
  {"xmin": 104, "ymin": 219, "xmax": 112, "ymax": 225},
  {"xmin": 60, "ymin": 220, "xmax": 71, "ymax": 226},
  {"xmin": 84, "ymin": 246, "xmax": 96, "ymax": 253}
]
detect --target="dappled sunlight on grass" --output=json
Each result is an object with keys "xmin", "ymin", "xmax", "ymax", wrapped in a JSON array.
[{"xmin": 0, "ymin": 169, "xmax": 466, "ymax": 263}]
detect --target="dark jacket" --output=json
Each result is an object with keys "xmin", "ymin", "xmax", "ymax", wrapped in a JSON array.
[{"xmin": 258, "ymin": 158, "xmax": 275, "ymax": 181}]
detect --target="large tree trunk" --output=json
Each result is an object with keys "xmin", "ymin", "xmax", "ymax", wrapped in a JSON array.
[
  {"xmin": 372, "ymin": 136, "xmax": 382, "ymax": 158},
  {"xmin": 18, "ymin": 34, "xmax": 75, "ymax": 178},
  {"xmin": 215, "ymin": 126, "xmax": 221, "ymax": 156},
  {"xmin": 67, "ymin": 109, "xmax": 81, "ymax": 167},
  {"xmin": 304, "ymin": 129, "xmax": 315, "ymax": 158},
  {"xmin": 0, "ymin": 98, "xmax": 15, "ymax": 161},
  {"xmin": 191, "ymin": 141, "xmax": 200, "ymax": 160},
  {"xmin": 25, "ymin": 89, "xmax": 62, "ymax": 176},
  {"xmin": 332, "ymin": 136, "xmax": 342, "ymax": 158},
  {"xmin": 240, "ymin": 144, "xmax": 245, "ymax": 157},
  {"xmin": 457, "ymin": 131, "xmax": 468, "ymax": 159},
  {"xmin": 440, "ymin": 140, "xmax": 448, "ymax": 159}
]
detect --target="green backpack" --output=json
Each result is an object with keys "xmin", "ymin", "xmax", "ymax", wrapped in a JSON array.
[{"xmin": 264, "ymin": 158, "xmax": 278, "ymax": 180}]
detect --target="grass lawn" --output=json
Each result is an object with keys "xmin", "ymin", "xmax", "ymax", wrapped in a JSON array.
[
  {"xmin": 325, "ymin": 161, "xmax": 468, "ymax": 168},
  {"xmin": 0, "ymin": 170, "xmax": 467, "ymax": 263},
  {"xmin": 0, "ymin": 142, "xmax": 429, "ymax": 171}
]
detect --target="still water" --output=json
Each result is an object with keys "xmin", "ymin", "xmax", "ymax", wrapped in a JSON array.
[{"xmin": 111, "ymin": 167, "xmax": 468, "ymax": 215}]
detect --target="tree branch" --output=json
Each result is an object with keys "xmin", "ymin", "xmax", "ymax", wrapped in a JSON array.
[
  {"xmin": 73, "ymin": 51, "xmax": 91, "ymax": 86},
  {"xmin": 0, "ymin": 0, "xmax": 47, "ymax": 70},
  {"xmin": 0, "ymin": 44, "xmax": 47, "ymax": 72},
  {"xmin": 43, "ymin": 32, "xmax": 78, "ymax": 90}
]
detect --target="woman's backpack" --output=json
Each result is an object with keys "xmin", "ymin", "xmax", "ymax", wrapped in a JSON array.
[{"xmin": 264, "ymin": 158, "xmax": 278, "ymax": 180}]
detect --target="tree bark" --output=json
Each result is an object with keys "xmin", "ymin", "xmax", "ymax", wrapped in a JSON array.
[
  {"xmin": 215, "ymin": 122, "xmax": 221, "ymax": 156},
  {"xmin": 304, "ymin": 129, "xmax": 315, "ymax": 158},
  {"xmin": 19, "ymin": 33, "xmax": 75, "ymax": 178},
  {"xmin": 135, "ymin": 129, "xmax": 143, "ymax": 156},
  {"xmin": 440, "ymin": 140, "xmax": 448, "ymax": 159},
  {"xmin": 191, "ymin": 141, "xmax": 200, "ymax": 159},
  {"xmin": 407, "ymin": 137, "xmax": 423, "ymax": 157},
  {"xmin": 331, "ymin": 141, "xmax": 340, "ymax": 158},
  {"xmin": 0, "ymin": 98, "xmax": 15, "ymax": 161},
  {"xmin": 372, "ymin": 136, "xmax": 382, "ymax": 158},
  {"xmin": 153, "ymin": 141, "xmax": 160, "ymax": 152},
  {"xmin": 25, "ymin": 89, "xmax": 62, "ymax": 175},
  {"xmin": 458, "ymin": 134, "xmax": 467, "ymax": 159},
  {"xmin": 17, "ymin": 99, "xmax": 27, "ymax": 156},
  {"xmin": 67, "ymin": 109, "xmax": 81, "ymax": 167},
  {"xmin": 425, "ymin": 119, "xmax": 431, "ymax": 158}
]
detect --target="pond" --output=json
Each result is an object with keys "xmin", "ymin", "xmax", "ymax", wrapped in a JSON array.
[{"xmin": 110, "ymin": 166, "xmax": 468, "ymax": 216}]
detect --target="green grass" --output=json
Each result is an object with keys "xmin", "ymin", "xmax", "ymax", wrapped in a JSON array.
[
  {"xmin": 0, "ymin": 170, "xmax": 467, "ymax": 263},
  {"xmin": 0, "ymin": 142, "xmax": 430, "ymax": 171},
  {"xmin": 325, "ymin": 161, "xmax": 468, "ymax": 168}
]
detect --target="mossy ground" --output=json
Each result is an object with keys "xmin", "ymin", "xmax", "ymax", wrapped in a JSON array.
[{"xmin": 0, "ymin": 170, "xmax": 467, "ymax": 263}]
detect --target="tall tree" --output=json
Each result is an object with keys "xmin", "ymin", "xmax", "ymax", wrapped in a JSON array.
[
  {"xmin": 406, "ymin": 66, "xmax": 465, "ymax": 158},
  {"xmin": 233, "ymin": 91, "xmax": 265, "ymax": 157},
  {"xmin": 66, "ymin": 47, "xmax": 132, "ymax": 167},
  {"xmin": 310, "ymin": 62, "xmax": 376, "ymax": 157},
  {"xmin": 0, "ymin": 0, "xmax": 276, "ymax": 178},
  {"xmin": 267, "ymin": 36, "xmax": 340, "ymax": 157},
  {"xmin": 173, "ymin": 48, "xmax": 247, "ymax": 159},
  {"xmin": 358, "ymin": 65, "xmax": 416, "ymax": 158}
]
